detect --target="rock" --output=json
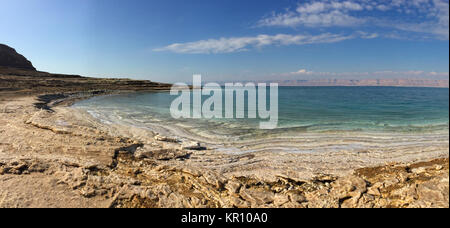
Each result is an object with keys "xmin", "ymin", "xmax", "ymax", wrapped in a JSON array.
[
  {"xmin": 273, "ymin": 194, "xmax": 290, "ymax": 206},
  {"xmin": 181, "ymin": 141, "xmax": 207, "ymax": 151},
  {"xmin": 79, "ymin": 187, "xmax": 96, "ymax": 198},
  {"xmin": 383, "ymin": 178, "xmax": 400, "ymax": 189},
  {"xmin": 202, "ymin": 171, "xmax": 226, "ymax": 189},
  {"xmin": 0, "ymin": 167, "xmax": 7, "ymax": 175},
  {"xmin": 154, "ymin": 135, "xmax": 179, "ymax": 143},
  {"xmin": 0, "ymin": 44, "xmax": 36, "ymax": 70},
  {"xmin": 135, "ymin": 148, "xmax": 190, "ymax": 161},
  {"xmin": 390, "ymin": 184, "xmax": 418, "ymax": 205},
  {"xmin": 332, "ymin": 176, "xmax": 367, "ymax": 194},
  {"xmin": 134, "ymin": 149, "xmax": 151, "ymax": 159},
  {"xmin": 314, "ymin": 174, "xmax": 338, "ymax": 183},
  {"xmin": 229, "ymin": 197, "xmax": 251, "ymax": 208},
  {"xmin": 11, "ymin": 162, "xmax": 29, "ymax": 175},
  {"xmin": 367, "ymin": 182, "xmax": 383, "ymax": 196},
  {"xmin": 225, "ymin": 180, "xmax": 242, "ymax": 194},
  {"xmin": 415, "ymin": 176, "xmax": 449, "ymax": 207},
  {"xmin": 287, "ymin": 191, "xmax": 307, "ymax": 203},
  {"xmin": 367, "ymin": 186, "xmax": 381, "ymax": 196},
  {"xmin": 331, "ymin": 175, "xmax": 367, "ymax": 207},
  {"xmin": 239, "ymin": 189, "xmax": 275, "ymax": 206},
  {"xmin": 27, "ymin": 161, "xmax": 49, "ymax": 173},
  {"xmin": 411, "ymin": 167, "xmax": 427, "ymax": 174}
]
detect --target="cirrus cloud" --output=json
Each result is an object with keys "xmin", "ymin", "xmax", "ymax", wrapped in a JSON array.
[
  {"xmin": 154, "ymin": 32, "xmax": 376, "ymax": 54},
  {"xmin": 258, "ymin": 0, "xmax": 449, "ymax": 40}
]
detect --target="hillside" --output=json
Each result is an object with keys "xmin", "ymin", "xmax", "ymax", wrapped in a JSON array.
[{"xmin": 0, "ymin": 44, "xmax": 36, "ymax": 71}]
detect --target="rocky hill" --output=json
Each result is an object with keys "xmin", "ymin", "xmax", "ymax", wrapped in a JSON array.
[
  {"xmin": 0, "ymin": 44, "xmax": 36, "ymax": 71},
  {"xmin": 0, "ymin": 44, "xmax": 171, "ymax": 96}
]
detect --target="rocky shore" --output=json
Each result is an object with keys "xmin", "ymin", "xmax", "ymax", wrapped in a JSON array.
[{"xmin": 0, "ymin": 66, "xmax": 448, "ymax": 208}]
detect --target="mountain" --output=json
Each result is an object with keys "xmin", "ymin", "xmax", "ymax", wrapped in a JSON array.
[
  {"xmin": 236, "ymin": 79, "xmax": 449, "ymax": 88},
  {"xmin": 0, "ymin": 44, "xmax": 36, "ymax": 71}
]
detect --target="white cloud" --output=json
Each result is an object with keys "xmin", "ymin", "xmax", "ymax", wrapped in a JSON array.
[
  {"xmin": 297, "ymin": 2, "xmax": 327, "ymax": 13},
  {"xmin": 293, "ymin": 69, "xmax": 311, "ymax": 74},
  {"xmin": 154, "ymin": 32, "xmax": 379, "ymax": 54},
  {"xmin": 376, "ymin": 4, "xmax": 390, "ymax": 11},
  {"xmin": 372, "ymin": 0, "xmax": 449, "ymax": 40},
  {"xmin": 154, "ymin": 1, "xmax": 448, "ymax": 55},
  {"xmin": 258, "ymin": 0, "xmax": 449, "ymax": 40},
  {"xmin": 259, "ymin": 1, "xmax": 366, "ymax": 27},
  {"xmin": 357, "ymin": 31, "xmax": 379, "ymax": 39}
]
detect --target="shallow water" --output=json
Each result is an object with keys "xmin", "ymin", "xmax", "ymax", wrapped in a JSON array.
[{"xmin": 73, "ymin": 87, "xmax": 449, "ymax": 142}]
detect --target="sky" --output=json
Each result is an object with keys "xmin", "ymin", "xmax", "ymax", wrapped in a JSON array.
[{"xmin": 0, "ymin": 0, "xmax": 449, "ymax": 83}]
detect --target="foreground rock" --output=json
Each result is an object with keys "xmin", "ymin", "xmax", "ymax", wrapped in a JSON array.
[{"xmin": 1, "ymin": 151, "xmax": 447, "ymax": 208}]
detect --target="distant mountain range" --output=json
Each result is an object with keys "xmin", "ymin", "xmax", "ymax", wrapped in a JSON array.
[
  {"xmin": 0, "ymin": 44, "xmax": 36, "ymax": 71},
  {"xmin": 250, "ymin": 79, "xmax": 449, "ymax": 88}
]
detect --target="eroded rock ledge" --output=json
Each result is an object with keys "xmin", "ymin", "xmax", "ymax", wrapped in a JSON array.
[{"xmin": 1, "ymin": 154, "xmax": 448, "ymax": 208}]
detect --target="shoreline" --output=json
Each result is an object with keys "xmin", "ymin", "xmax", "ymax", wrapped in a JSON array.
[
  {"xmin": 69, "ymin": 91, "xmax": 448, "ymax": 179},
  {"xmin": 1, "ymin": 71, "xmax": 449, "ymax": 208}
]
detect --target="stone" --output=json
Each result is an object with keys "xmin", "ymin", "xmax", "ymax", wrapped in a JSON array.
[
  {"xmin": 273, "ymin": 194, "xmax": 290, "ymax": 206},
  {"xmin": 287, "ymin": 191, "xmax": 307, "ymax": 203},
  {"xmin": 411, "ymin": 167, "xmax": 427, "ymax": 174},
  {"xmin": 239, "ymin": 188, "xmax": 275, "ymax": 206},
  {"xmin": 154, "ymin": 135, "xmax": 179, "ymax": 143},
  {"xmin": 314, "ymin": 174, "xmax": 338, "ymax": 183},
  {"xmin": 331, "ymin": 175, "xmax": 367, "ymax": 207},
  {"xmin": 135, "ymin": 148, "xmax": 190, "ymax": 161},
  {"xmin": 181, "ymin": 141, "xmax": 207, "ymax": 151},
  {"xmin": 416, "ymin": 179, "xmax": 448, "ymax": 205},
  {"xmin": 0, "ymin": 167, "xmax": 6, "ymax": 175},
  {"xmin": 367, "ymin": 183, "xmax": 383, "ymax": 196},
  {"xmin": 79, "ymin": 187, "xmax": 96, "ymax": 198},
  {"xmin": 229, "ymin": 197, "xmax": 251, "ymax": 208},
  {"xmin": 383, "ymin": 178, "xmax": 400, "ymax": 189},
  {"xmin": 225, "ymin": 180, "xmax": 242, "ymax": 194},
  {"xmin": 367, "ymin": 187, "xmax": 381, "ymax": 196}
]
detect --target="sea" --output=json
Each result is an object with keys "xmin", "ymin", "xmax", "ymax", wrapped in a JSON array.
[{"xmin": 73, "ymin": 87, "xmax": 449, "ymax": 142}]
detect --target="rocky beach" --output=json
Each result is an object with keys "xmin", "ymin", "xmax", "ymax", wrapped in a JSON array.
[{"xmin": 0, "ymin": 44, "xmax": 449, "ymax": 208}]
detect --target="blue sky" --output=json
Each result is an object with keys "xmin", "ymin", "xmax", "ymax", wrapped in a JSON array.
[{"xmin": 0, "ymin": 0, "xmax": 448, "ymax": 82}]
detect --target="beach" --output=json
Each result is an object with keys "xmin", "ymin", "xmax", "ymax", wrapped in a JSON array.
[{"xmin": 0, "ymin": 69, "xmax": 448, "ymax": 208}]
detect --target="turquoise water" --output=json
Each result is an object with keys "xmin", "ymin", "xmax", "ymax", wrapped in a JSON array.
[{"xmin": 73, "ymin": 87, "xmax": 449, "ymax": 139}]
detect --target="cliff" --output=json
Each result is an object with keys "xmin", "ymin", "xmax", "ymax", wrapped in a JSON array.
[{"xmin": 0, "ymin": 44, "xmax": 36, "ymax": 71}]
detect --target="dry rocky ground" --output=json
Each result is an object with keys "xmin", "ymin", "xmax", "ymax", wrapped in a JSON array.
[{"xmin": 0, "ymin": 68, "xmax": 449, "ymax": 208}]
